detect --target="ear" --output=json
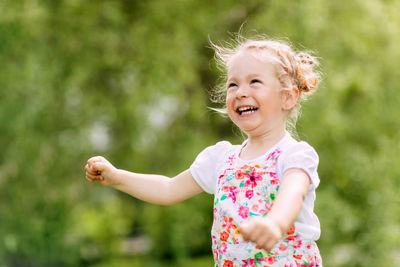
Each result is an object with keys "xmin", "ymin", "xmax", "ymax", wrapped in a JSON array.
[{"xmin": 281, "ymin": 86, "xmax": 300, "ymax": 110}]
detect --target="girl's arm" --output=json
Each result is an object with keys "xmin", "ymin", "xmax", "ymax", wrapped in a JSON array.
[
  {"xmin": 239, "ymin": 168, "xmax": 310, "ymax": 250},
  {"xmin": 85, "ymin": 156, "xmax": 203, "ymax": 205}
]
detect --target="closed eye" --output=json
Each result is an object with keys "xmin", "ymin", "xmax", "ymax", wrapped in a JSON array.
[
  {"xmin": 251, "ymin": 79, "xmax": 262, "ymax": 84},
  {"xmin": 227, "ymin": 82, "xmax": 237, "ymax": 89}
]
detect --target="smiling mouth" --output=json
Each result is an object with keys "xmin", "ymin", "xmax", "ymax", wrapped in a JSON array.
[{"xmin": 237, "ymin": 106, "xmax": 259, "ymax": 115}]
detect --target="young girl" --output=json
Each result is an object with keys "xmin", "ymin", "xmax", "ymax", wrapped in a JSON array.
[{"xmin": 85, "ymin": 36, "xmax": 323, "ymax": 266}]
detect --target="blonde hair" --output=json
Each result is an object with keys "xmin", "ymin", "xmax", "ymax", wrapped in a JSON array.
[{"xmin": 210, "ymin": 35, "xmax": 321, "ymax": 132}]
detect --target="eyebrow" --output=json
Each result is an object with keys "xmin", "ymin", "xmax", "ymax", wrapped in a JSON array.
[{"xmin": 227, "ymin": 74, "xmax": 262, "ymax": 82}]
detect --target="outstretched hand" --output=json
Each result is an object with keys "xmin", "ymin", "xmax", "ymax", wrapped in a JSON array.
[
  {"xmin": 85, "ymin": 156, "xmax": 118, "ymax": 186},
  {"xmin": 239, "ymin": 216, "xmax": 283, "ymax": 251}
]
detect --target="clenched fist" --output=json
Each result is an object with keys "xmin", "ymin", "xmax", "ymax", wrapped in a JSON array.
[
  {"xmin": 85, "ymin": 156, "xmax": 119, "ymax": 186},
  {"xmin": 239, "ymin": 216, "xmax": 283, "ymax": 251}
]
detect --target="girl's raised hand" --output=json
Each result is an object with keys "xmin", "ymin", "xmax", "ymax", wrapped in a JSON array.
[
  {"xmin": 85, "ymin": 156, "xmax": 119, "ymax": 186},
  {"xmin": 239, "ymin": 216, "xmax": 283, "ymax": 251}
]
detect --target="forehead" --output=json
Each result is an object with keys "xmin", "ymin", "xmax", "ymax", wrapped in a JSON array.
[{"xmin": 227, "ymin": 50, "xmax": 276, "ymax": 78}]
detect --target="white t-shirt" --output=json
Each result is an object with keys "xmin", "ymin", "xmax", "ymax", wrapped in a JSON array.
[{"xmin": 190, "ymin": 132, "xmax": 321, "ymax": 241}]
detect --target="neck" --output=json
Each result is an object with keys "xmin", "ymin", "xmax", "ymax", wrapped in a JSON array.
[
  {"xmin": 248, "ymin": 127, "xmax": 286, "ymax": 148},
  {"xmin": 240, "ymin": 125, "xmax": 286, "ymax": 160}
]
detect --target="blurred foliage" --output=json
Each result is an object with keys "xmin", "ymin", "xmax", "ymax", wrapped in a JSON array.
[{"xmin": 0, "ymin": 0, "xmax": 399, "ymax": 266}]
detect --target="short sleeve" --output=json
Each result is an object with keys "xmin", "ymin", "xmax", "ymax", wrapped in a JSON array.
[
  {"xmin": 190, "ymin": 141, "xmax": 231, "ymax": 194},
  {"xmin": 278, "ymin": 141, "xmax": 320, "ymax": 188}
]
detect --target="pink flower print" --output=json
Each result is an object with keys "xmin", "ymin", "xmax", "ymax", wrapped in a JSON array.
[
  {"xmin": 293, "ymin": 238, "xmax": 303, "ymax": 249},
  {"xmin": 245, "ymin": 190, "xmax": 254, "ymax": 199},
  {"xmin": 306, "ymin": 243, "xmax": 312, "ymax": 250},
  {"xmin": 251, "ymin": 204, "xmax": 258, "ymax": 211},
  {"xmin": 241, "ymin": 259, "xmax": 255, "ymax": 266},
  {"xmin": 279, "ymin": 243, "xmax": 288, "ymax": 251},
  {"xmin": 269, "ymin": 149, "xmax": 281, "ymax": 160},
  {"xmin": 212, "ymin": 235, "xmax": 217, "ymax": 245},
  {"xmin": 218, "ymin": 242, "xmax": 228, "ymax": 254},
  {"xmin": 269, "ymin": 172, "xmax": 279, "ymax": 185},
  {"xmin": 227, "ymin": 187, "xmax": 238, "ymax": 203},
  {"xmin": 244, "ymin": 169, "xmax": 263, "ymax": 188},
  {"xmin": 238, "ymin": 206, "xmax": 250, "ymax": 219},
  {"xmin": 271, "ymin": 178, "xmax": 279, "ymax": 185},
  {"xmin": 264, "ymin": 201, "xmax": 273, "ymax": 212},
  {"xmin": 213, "ymin": 248, "xmax": 218, "ymax": 262},
  {"xmin": 226, "ymin": 154, "xmax": 235, "ymax": 165},
  {"xmin": 308, "ymin": 260, "xmax": 318, "ymax": 267},
  {"xmin": 259, "ymin": 209, "xmax": 269, "ymax": 215},
  {"xmin": 251, "ymin": 167, "xmax": 263, "ymax": 177},
  {"xmin": 267, "ymin": 256, "xmax": 276, "ymax": 264}
]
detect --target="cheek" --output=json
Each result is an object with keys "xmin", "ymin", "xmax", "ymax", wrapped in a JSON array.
[
  {"xmin": 267, "ymin": 91, "xmax": 284, "ymax": 108},
  {"xmin": 225, "ymin": 96, "xmax": 238, "ymax": 121},
  {"xmin": 225, "ymin": 95, "xmax": 234, "ymax": 110}
]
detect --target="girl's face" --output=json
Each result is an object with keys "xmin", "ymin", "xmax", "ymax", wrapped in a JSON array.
[{"xmin": 225, "ymin": 51, "xmax": 287, "ymax": 137}]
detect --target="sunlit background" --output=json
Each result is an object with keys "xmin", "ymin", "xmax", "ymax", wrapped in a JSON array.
[{"xmin": 1, "ymin": 1, "xmax": 399, "ymax": 266}]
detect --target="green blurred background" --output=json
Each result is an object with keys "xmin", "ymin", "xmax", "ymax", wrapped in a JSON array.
[{"xmin": 1, "ymin": 0, "xmax": 399, "ymax": 266}]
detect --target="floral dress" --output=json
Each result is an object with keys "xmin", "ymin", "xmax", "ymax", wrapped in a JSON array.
[{"xmin": 190, "ymin": 133, "xmax": 322, "ymax": 267}]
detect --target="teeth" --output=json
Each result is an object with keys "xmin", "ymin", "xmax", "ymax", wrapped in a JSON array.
[
  {"xmin": 237, "ymin": 106, "xmax": 258, "ymax": 115},
  {"xmin": 238, "ymin": 106, "xmax": 257, "ymax": 112},
  {"xmin": 241, "ymin": 110, "xmax": 256, "ymax": 115}
]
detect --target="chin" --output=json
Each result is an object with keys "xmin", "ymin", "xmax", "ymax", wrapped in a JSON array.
[{"xmin": 236, "ymin": 124, "xmax": 259, "ymax": 133}]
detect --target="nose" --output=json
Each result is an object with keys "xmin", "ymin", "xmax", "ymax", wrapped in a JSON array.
[{"xmin": 235, "ymin": 85, "xmax": 249, "ymax": 99}]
